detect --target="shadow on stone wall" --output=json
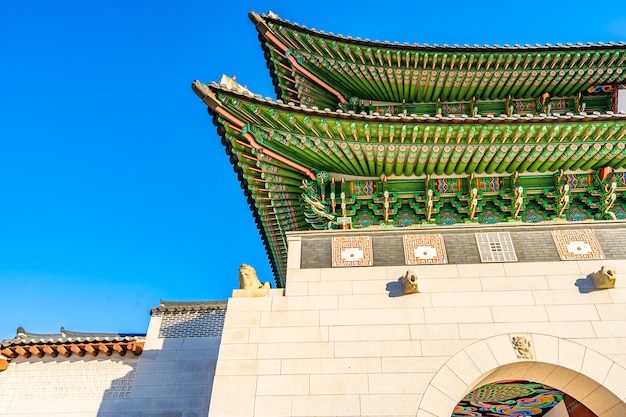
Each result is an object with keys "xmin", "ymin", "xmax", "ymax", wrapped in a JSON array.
[{"xmin": 97, "ymin": 313, "xmax": 222, "ymax": 417}]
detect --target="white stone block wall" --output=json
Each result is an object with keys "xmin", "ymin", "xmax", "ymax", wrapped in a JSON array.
[
  {"xmin": 0, "ymin": 306, "xmax": 224, "ymax": 417},
  {"xmin": 208, "ymin": 235, "xmax": 626, "ymax": 417}
]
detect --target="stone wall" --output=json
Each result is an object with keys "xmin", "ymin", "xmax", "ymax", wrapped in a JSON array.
[
  {"xmin": 209, "ymin": 223, "xmax": 626, "ymax": 417},
  {"xmin": 0, "ymin": 302, "xmax": 226, "ymax": 417}
]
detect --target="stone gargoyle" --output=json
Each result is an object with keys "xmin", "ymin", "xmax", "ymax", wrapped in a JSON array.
[
  {"xmin": 402, "ymin": 270, "xmax": 419, "ymax": 294},
  {"xmin": 589, "ymin": 266, "xmax": 616, "ymax": 289},
  {"xmin": 234, "ymin": 264, "xmax": 271, "ymax": 297}
]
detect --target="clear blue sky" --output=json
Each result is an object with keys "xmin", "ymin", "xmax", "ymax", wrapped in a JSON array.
[{"xmin": 1, "ymin": 1, "xmax": 624, "ymax": 339}]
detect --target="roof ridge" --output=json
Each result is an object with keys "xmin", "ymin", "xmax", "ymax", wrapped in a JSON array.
[{"xmin": 253, "ymin": 11, "xmax": 626, "ymax": 52}]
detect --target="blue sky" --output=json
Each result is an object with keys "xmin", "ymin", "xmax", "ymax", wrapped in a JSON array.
[{"xmin": 1, "ymin": 1, "xmax": 625, "ymax": 339}]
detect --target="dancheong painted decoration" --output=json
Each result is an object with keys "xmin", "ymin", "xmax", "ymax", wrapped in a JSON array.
[{"xmin": 193, "ymin": 11, "xmax": 626, "ymax": 286}]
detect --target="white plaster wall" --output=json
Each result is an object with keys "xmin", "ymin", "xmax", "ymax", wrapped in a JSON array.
[
  {"xmin": 209, "ymin": 255, "xmax": 626, "ymax": 417},
  {"xmin": 0, "ymin": 355, "xmax": 139, "ymax": 417},
  {"xmin": 0, "ymin": 313, "xmax": 221, "ymax": 417}
]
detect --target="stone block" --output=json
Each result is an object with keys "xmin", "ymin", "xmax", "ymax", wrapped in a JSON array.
[
  {"xmin": 491, "ymin": 305, "xmax": 548, "ymax": 323},
  {"xmin": 580, "ymin": 347, "xmax": 614, "ymax": 384},
  {"xmin": 257, "ymin": 374, "xmax": 309, "ymax": 395},
  {"xmin": 595, "ymin": 304, "xmax": 626, "ymax": 321},
  {"xmin": 591, "ymin": 321, "xmax": 626, "ymax": 337},
  {"xmin": 309, "ymin": 373, "xmax": 368, "ymax": 394},
  {"xmin": 420, "ymin": 277, "xmax": 482, "ymax": 293},
  {"xmin": 431, "ymin": 291, "xmax": 535, "ymax": 307},
  {"xmin": 360, "ymin": 393, "xmax": 422, "ymax": 416},
  {"xmin": 208, "ymin": 376, "xmax": 256, "ymax": 417},
  {"xmin": 503, "ymin": 261, "xmax": 582, "ymax": 277},
  {"xmin": 410, "ymin": 323, "xmax": 460, "ymax": 339},
  {"xmin": 308, "ymin": 280, "xmax": 353, "ymax": 295},
  {"xmin": 558, "ymin": 339, "xmax": 586, "ymax": 372},
  {"xmin": 150, "ymin": 396, "xmax": 205, "ymax": 411},
  {"xmin": 446, "ymin": 349, "xmax": 482, "ymax": 385},
  {"xmin": 368, "ymin": 372, "xmax": 434, "ymax": 394},
  {"xmin": 219, "ymin": 328, "xmax": 249, "ymax": 344},
  {"xmin": 215, "ymin": 359, "xmax": 281, "ymax": 376},
  {"xmin": 328, "ymin": 324, "xmax": 411, "ymax": 341},
  {"xmin": 281, "ymin": 357, "xmax": 382, "ymax": 375},
  {"xmin": 271, "ymin": 294, "xmax": 338, "ymax": 311},
  {"xmin": 381, "ymin": 356, "xmax": 448, "ymax": 373},
  {"xmin": 421, "ymin": 339, "xmax": 473, "ymax": 357},
  {"xmin": 338, "ymin": 293, "xmax": 432, "ymax": 310},
  {"xmin": 286, "ymin": 267, "xmax": 321, "ymax": 283},
  {"xmin": 291, "ymin": 394, "xmax": 360, "ymax": 416},
  {"xmin": 603, "ymin": 363, "xmax": 626, "ymax": 400},
  {"xmin": 256, "ymin": 341, "xmax": 334, "ymax": 359},
  {"xmin": 417, "ymin": 385, "xmax": 457, "ymax": 416},
  {"xmin": 334, "ymin": 340, "xmax": 422, "ymax": 358},
  {"xmin": 320, "ymin": 308, "xmax": 425, "ymax": 326},
  {"xmin": 253, "ymin": 395, "xmax": 292, "ymax": 417},
  {"xmin": 249, "ymin": 326, "xmax": 328, "ymax": 343},
  {"xmin": 457, "ymin": 263, "xmax": 506, "ymax": 277},
  {"xmin": 217, "ymin": 343, "xmax": 258, "ymax": 360},
  {"xmin": 424, "ymin": 307, "xmax": 493, "ymax": 324},
  {"xmin": 226, "ymin": 296, "xmax": 272, "ymax": 312},
  {"xmin": 260, "ymin": 310, "xmax": 320, "ymax": 327},
  {"xmin": 481, "ymin": 275, "xmax": 549, "ymax": 291},
  {"xmin": 224, "ymin": 311, "xmax": 261, "ymax": 328},
  {"xmin": 284, "ymin": 281, "xmax": 308, "ymax": 296},
  {"xmin": 545, "ymin": 304, "xmax": 600, "ymax": 322},
  {"xmin": 532, "ymin": 289, "xmax": 612, "ymax": 305},
  {"xmin": 463, "ymin": 340, "xmax": 499, "ymax": 374}
]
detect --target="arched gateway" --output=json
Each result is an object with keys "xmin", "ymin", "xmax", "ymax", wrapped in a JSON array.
[{"xmin": 417, "ymin": 334, "xmax": 626, "ymax": 417}]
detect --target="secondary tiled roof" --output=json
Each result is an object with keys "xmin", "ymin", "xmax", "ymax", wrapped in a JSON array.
[
  {"xmin": 150, "ymin": 300, "xmax": 227, "ymax": 314},
  {"xmin": 0, "ymin": 327, "xmax": 145, "ymax": 370}
]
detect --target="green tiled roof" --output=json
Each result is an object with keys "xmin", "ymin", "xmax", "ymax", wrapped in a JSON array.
[{"xmin": 194, "ymin": 11, "xmax": 626, "ymax": 286}]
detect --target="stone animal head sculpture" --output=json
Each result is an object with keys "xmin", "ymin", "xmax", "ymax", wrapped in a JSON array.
[
  {"xmin": 590, "ymin": 266, "xmax": 616, "ymax": 289},
  {"xmin": 401, "ymin": 270, "xmax": 419, "ymax": 294},
  {"xmin": 239, "ymin": 264, "xmax": 271, "ymax": 290}
]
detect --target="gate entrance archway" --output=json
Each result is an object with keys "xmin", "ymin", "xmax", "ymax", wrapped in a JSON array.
[{"xmin": 416, "ymin": 334, "xmax": 626, "ymax": 417}]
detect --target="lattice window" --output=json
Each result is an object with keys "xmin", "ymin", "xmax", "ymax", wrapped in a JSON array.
[{"xmin": 475, "ymin": 232, "xmax": 517, "ymax": 262}]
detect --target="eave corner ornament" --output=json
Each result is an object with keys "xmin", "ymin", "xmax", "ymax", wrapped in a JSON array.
[{"xmin": 301, "ymin": 176, "xmax": 338, "ymax": 230}]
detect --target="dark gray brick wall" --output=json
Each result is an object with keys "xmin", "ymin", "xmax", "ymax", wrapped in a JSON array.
[
  {"xmin": 441, "ymin": 233, "xmax": 481, "ymax": 264},
  {"xmin": 373, "ymin": 236, "xmax": 404, "ymax": 266},
  {"xmin": 595, "ymin": 229, "xmax": 626, "ymax": 259},
  {"xmin": 509, "ymin": 231, "xmax": 559, "ymax": 262},
  {"xmin": 158, "ymin": 311, "xmax": 225, "ymax": 338},
  {"xmin": 296, "ymin": 222, "xmax": 626, "ymax": 268},
  {"xmin": 301, "ymin": 238, "xmax": 332, "ymax": 269}
]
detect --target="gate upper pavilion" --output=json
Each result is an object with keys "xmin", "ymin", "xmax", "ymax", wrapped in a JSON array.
[{"xmin": 192, "ymin": 11, "xmax": 626, "ymax": 417}]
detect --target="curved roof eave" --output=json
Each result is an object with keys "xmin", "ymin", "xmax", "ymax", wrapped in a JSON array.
[
  {"xmin": 250, "ymin": 11, "xmax": 626, "ymax": 106},
  {"xmin": 251, "ymin": 10, "xmax": 626, "ymax": 53}
]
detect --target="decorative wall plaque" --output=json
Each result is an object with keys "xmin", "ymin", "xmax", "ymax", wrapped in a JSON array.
[
  {"xmin": 403, "ymin": 234, "xmax": 447, "ymax": 265},
  {"xmin": 332, "ymin": 236, "xmax": 373, "ymax": 267},
  {"xmin": 475, "ymin": 232, "xmax": 517, "ymax": 262},
  {"xmin": 552, "ymin": 229, "xmax": 604, "ymax": 260}
]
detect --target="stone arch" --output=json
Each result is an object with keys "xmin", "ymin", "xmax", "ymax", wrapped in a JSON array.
[{"xmin": 416, "ymin": 333, "xmax": 626, "ymax": 417}]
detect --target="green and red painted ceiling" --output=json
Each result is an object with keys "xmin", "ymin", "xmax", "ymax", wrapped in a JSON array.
[
  {"xmin": 453, "ymin": 380, "xmax": 595, "ymax": 416},
  {"xmin": 193, "ymin": 11, "xmax": 626, "ymax": 286}
]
